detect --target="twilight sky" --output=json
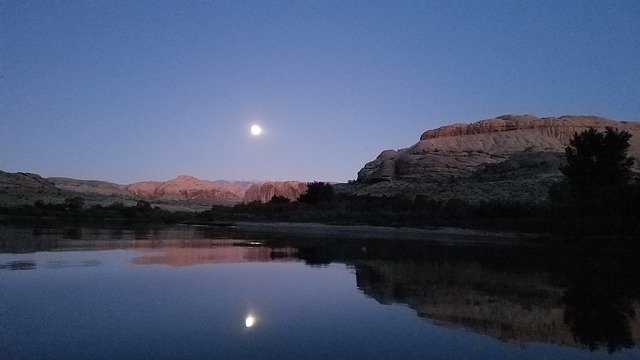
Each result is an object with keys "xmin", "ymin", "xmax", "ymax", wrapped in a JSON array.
[{"xmin": 1, "ymin": 1, "xmax": 639, "ymax": 183}]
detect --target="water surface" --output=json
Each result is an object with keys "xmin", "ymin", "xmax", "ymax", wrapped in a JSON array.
[{"xmin": 1, "ymin": 225, "xmax": 639, "ymax": 359}]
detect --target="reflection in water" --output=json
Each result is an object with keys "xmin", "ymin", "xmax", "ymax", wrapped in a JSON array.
[
  {"xmin": 130, "ymin": 246, "xmax": 297, "ymax": 266},
  {"xmin": 0, "ymin": 260, "xmax": 36, "ymax": 270},
  {"xmin": 46, "ymin": 259, "xmax": 104, "ymax": 269},
  {"xmin": 134, "ymin": 227, "xmax": 151, "ymax": 240},
  {"xmin": 1, "ymin": 225, "xmax": 640, "ymax": 354},
  {"xmin": 288, "ymin": 238, "xmax": 640, "ymax": 352},
  {"xmin": 0, "ymin": 259, "xmax": 105, "ymax": 270},
  {"xmin": 560, "ymin": 251, "xmax": 640, "ymax": 353}
]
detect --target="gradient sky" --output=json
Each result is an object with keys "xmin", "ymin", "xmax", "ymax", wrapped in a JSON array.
[{"xmin": 1, "ymin": 1, "xmax": 639, "ymax": 183}]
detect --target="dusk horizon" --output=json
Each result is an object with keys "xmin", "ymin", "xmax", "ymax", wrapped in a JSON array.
[
  {"xmin": 6, "ymin": 112, "xmax": 640, "ymax": 185},
  {"xmin": 2, "ymin": 1, "xmax": 639, "ymax": 184}
]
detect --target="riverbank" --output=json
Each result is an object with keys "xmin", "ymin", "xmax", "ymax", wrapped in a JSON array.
[{"xmin": 225, "ymin": 221, "xmax": 541, "ymax": 243}]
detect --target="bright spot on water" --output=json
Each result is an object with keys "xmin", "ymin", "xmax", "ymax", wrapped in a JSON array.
[
  {"xmin": 245, "ymin": 315, "xmax": 255, "ymax": 328},
  {"xmin": 250, "ymin": 125, "xmax": 262, "ymax": 136}
]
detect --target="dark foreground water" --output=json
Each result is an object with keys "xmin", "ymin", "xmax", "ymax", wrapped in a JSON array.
[{"xmin": 1, "ymin": 225, "xmax": 639, "ymax": 359}]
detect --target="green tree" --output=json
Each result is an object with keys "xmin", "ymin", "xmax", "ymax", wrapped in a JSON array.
[
  {"xmin": 551, "ymin": 127, "xmax": 639, "ymax": 234},
  {"xmin": 298, "ymin": 182, "xmax": 334, "ymax": 205},
  {"xmin": 561, "ymin": 127, "xmax": 634, "ymax": 189}
]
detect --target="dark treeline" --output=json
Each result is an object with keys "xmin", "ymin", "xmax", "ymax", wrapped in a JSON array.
[
  {"xmin": 197, "ymin": 193, "xmax": 552, "ymax": 231},
  {"xmin": 0, "ymin": 197, "xmax": 192, "ymax": 225},
  {"xmin": 3, "ymin": 186, "xmax": 637, "ymax": 236},
  {"xmin": 195, "ymin": 191, "xmax": 640, "ymax": 236}
]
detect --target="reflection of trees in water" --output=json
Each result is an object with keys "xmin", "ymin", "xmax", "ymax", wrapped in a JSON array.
[
  {"xmin": 559, "ymin": 249, "xmax": 640, "ymax": 352},
  {"xmin": 134, "ymin": 227, "xmax": 150, "ymax": 240},
  {"xmin": 2, "ymin": 225, "xmax": 640, "ymax": 352},
  {"xmin": 294, "ymin": 239, "xmax": 640, "ymax": 352},
  {"xmin": 0, "ymin": 260, "xmax": 36, "ymax": 270},
  {"xmin": 563, "ymin": 286, "xmax": 635, "ymax": 352}
]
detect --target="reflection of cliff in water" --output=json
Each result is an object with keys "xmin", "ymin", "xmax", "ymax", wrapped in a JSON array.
[
  {"xmin": 350, "ymin": 245, "xmax": 640, "ymax": 352},
  {"xmin": 357, "ymin": 259, "xmax": 574, "ymax": 345},
  {"xmin": 3, "ymin": 225, "xmax": 639, "ymax": 351},
  {"xmin": 131, "ymin": 245, "xmax": 297, "ymax": 266}
]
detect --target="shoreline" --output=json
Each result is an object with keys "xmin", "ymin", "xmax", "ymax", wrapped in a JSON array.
[{"xmin": 227, "ymin": 221, "xmax": 544, "ymax": 243}]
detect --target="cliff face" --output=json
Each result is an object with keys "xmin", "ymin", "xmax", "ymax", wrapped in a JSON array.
[
  {"xmin": 0, "ymin": 171, "xmax": 309, "ymax": 208},
  {"xmin": 122, "ymin": 175, "xmax": 252, "ymax": 203},
  {"xmin": 243, "ymin": 181, "xmax": 308, "ymax": 203},
  {"xmin": 351, "ymin": 115, "xmax": 640, "ymax": 201}
]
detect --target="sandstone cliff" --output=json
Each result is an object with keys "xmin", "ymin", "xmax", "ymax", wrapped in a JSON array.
[
  {"xmin": 123, "ymin": 175, "xmax": 252, "ymax": 203},
  {"xmin": 0, "ymin": 172, "xmax": 257, "ymax": 209},
  {"xmin": 348, "ymin": 115, "xmax": 640, "ymax": 201},
  {"xmin": 243, "ymin": 181, "xmax": 308, "ymax": 203}
]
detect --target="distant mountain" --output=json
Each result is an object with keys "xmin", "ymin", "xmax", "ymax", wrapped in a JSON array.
[
  {"xmin": 340, "ymin": 115, "xmax": 640, "ymax": 202},
  {"xmin": 0, "ymin": 171, "xmax": 55, "ymax": 190},
  {"xmin": 49, "ymin": 177, "xmax": 129, "ymax": 196},
  {"xmin": 0, "ymin": 171, "xmax": 310, "ymax": 208},
  {"xmin": 122, "ymin": 175, "xmax": 252, "ymax": 203}
]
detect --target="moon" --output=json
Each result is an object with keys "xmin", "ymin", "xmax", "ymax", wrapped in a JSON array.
[
  {"xmin": 245, "ymin": 315, "xmax": 255, "ymax": 328},
  {"xmin": 250, "ymin": 125, "xmax": 262, "ymax": 136}
]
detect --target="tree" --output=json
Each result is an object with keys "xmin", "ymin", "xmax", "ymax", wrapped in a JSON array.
[
  {"xmin": 561, "ymin": 127, "xmax": 634, "ymax": 189},
  {"xmin": 297, "ymin": 182, "xmax": 334, "ymax": 205},
  {"xmin": 268, "ymin": 195, "xmax": 291, "ymax": 204},
  {"xmin": 551, "ymin": 127, "xmax": 639, "ymax": 231}
]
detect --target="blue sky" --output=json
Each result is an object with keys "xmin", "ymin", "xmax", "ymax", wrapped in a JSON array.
[{"xmin": 1, "ymin": 1, "xmax": 639, "ymax": 183}]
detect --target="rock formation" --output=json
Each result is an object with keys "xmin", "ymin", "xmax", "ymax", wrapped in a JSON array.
[
  {"xmin": 0, "ymin": 172, "xmax": 257, "ymax": 208},
  {"xmin": 0, "ymin": 171, "xmax": 55, "ymax": 190},
  {"xmin": 348, "ymin": 115, "xmax": 640, "ymax": 201},
  {"xmin": 243, "ymin": 181, "xmax": 308, "ymax": 203},
  {"xmin": 0, "ymin": 171, "xmax": 59, "ymax": 208},
  {"xmin": 0, "ymin": 171, "xmax": 310, "ymax": 208},
  {"xmin": 123, "ymin": 175, "xmax": 252, "ymax": 203},
  {"xmin": 48, "ymin": 177, "xmax": 129, "ymax": 196}
]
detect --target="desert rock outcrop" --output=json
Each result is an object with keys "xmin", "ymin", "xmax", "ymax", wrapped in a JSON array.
[
  {"xmin": 0, "ymin": 171, "xmax": 55, "ymax": 190},
  {"xmin": 349, "ymin": 115, "xmax": 640, "ymax": 201},
  {"xmin": 243, "ymin": 181, "xmax": 308, "ymax": 203},
  {"xmin": 49, "ymin": 177, "xmax": 129, "ymax": 196},
  {"xmin": 123, "ymin": 175, "xmax": 252, "ymax": 203}
]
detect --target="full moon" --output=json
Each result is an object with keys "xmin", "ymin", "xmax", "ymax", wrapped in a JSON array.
[
  {"xmin": 250, "ymin": 125, "xmax": 262, "ymax": 136},
  {"xmin": 245, "ymin": 315, "xmax": 255, "ymax": 328}
]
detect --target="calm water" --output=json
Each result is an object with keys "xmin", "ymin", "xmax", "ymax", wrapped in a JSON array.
[{"xmin": 1, "ymin": 225, "xmax": 639, "ymax": 359}]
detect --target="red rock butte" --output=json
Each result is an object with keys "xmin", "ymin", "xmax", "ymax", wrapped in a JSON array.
[{"xmin": 346, "ymin": 114, "xmax": 640, "ymax": 202}]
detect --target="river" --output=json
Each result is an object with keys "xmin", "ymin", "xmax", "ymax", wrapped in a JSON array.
[{"xmin": 1, "ymin": 224, "xmax": 638, "ymax": 359}]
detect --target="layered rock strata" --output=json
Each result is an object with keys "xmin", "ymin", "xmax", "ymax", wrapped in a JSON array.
[
  {"xmin": 123, "ymin": 175, "xmax": 252, "ymax": 203},
  {"xmin": 243, "ymin": 181, "xmax": 308, "ymax": 203},
  {"xmin": 350, "ymin": 115, "xmax": 640, "ymax": 201}
]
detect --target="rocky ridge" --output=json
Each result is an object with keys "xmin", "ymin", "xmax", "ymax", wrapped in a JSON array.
[
  {"xmin": 0, "ymin": 171, "xmax": 55, "ymax": 190},
  {"xmin": 122, "ymin": 175, "xmax": 252, "ymax": 203},
  {"xmin": 348, "ymin": 115, "xmax": 640, "ymax": 201},
  {"xmin": 243, "ymin": 181, "xmax": 309, "ymax": 203},
  {"xmin": 1, "ymin": 171, "xmax": 309, "ymax": 209}
]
